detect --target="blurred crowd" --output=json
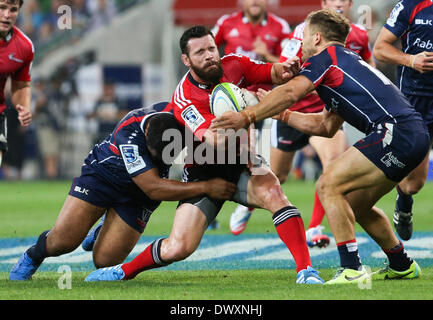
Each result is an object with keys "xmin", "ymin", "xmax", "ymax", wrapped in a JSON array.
[{"xmin": 17, "ymin": 0, "xmax": 120, "ymax": 49}]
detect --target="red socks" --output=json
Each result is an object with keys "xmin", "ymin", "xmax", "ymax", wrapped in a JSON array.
[
  {"xmin": 308, "ymin": 191, "xmax": 326, "ymax": 229},
  {"xmin": 273, "ymin": 206, "xmax": 312, "ymax": 272},
  {"xmin": 121, "ymin": 238, "xmax": 169, "ymax": 279}
]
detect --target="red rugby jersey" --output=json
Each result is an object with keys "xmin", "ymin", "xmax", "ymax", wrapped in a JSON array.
[
  {"xmin": 212, "ymin": 11, "xmax": 290, "ymax": 94},
  {"xmin": 212, "ymin": 11, "xmax": 291, "ymax": 61},
  {"xmin": 0, "ymin": 26, "xmax": 34, "ymax": 114},
  {"xmin": 280, "ymin": 21, "xmax": 372, "ymax": 113},
  {"xmin": 171, "ymin": 54, "xmax": 272, "ymax": 142}
]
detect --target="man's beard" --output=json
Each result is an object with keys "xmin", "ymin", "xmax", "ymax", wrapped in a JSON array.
[{"xmin": 191, "ymin": 60, "xmax": 224, "ymax": 84}]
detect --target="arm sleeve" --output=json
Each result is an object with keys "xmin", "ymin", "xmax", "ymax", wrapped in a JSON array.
[
  {"xmin": 298, "ymin": 52, "xmax": 332, "ymax": 89},
  {"xmin": 116, "ymin": 128, "xmax": 156, "ymax": 177},
  {"xmin": 12, "ymin": 49, "xmax": 33, "ymax": 82},
  {"xmin": 238, "ymin": 55, "xmax": 273, "ymax": 85},
  {"xmin": 384, "ymin": 0, "xmax": 410, "ymax": 38},
  {"xmin": 359, "ymin": 37, "xmax": 372, "ymax": 62},
  {"xmin": 212, "ymin": 14, "xmax": 230, "ymax": 46}
]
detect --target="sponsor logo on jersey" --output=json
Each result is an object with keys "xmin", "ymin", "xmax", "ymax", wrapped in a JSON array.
[
  {"xmin": 413, "ymin": 38, "xmax": 433, "ymax": 49},
  {"xmin": 415, "ymin": 19, "xmax": 432, "ymax": 26},
  {"xmin": 228, "ymin": 28, "xmax": 240, "ymax": 38},
  {"xmin": 181, "ymin": 105, "xmax": 205, "ymax": 132},
  {"xmin": 349, "ymin": 42, "xmax": 363, "ymax": 52},
  {"xmin": 120, "ymin": 144, "xmax": 147, "ymax": 174},
  {"xmin": 387, "ymin": 1, "xmax": 404, "ymax": 28},
  {"xmin": 264, "ymin": 34, "xmax": 278, "ymax": 42},
  {"xmin": 330, "ymin": 98, "xmax": 340, "ymax": 112},
  {"xmin": 74, "ymin": 186, "xmax": 89, "ymax": 196},
  {"xmin": 8, "ymin": 53, "xmax": 23, "ymax": 64},
  {"xmin": 381, "ymin": 152, "xmax": 405, "ymax": 168}
]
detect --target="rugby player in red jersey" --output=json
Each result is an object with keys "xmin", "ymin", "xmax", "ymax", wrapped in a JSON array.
[
  {"xmin": 212, "ymin": 0, "xmax": 292, "ymax": 232},
  {"xmin": 0, "ymin": 0, "xmax": 33, "ymax": 166},
  {"xmin": 212, "ymin": 0, "xmax": 291, "ymax": 63},
  {"xmin": 85, "ymin": 26, "xmax": 324, "ymax": 284}
]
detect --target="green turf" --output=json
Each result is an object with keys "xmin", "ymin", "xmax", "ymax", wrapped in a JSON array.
[
  {"xmin": 1, "ymin": 179, "xmax": 433, "ymax": 300},
  {"xmin": 2, "ymin": 269, "xmax": 433, "ymax": 300}
]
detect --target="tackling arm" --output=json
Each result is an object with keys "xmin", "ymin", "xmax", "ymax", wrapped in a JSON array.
[
  {"xmin": 132, "ymin": 168, "xmax": 236, "ymax": 201},
  {"xmin": 280, "ymin": 107, "xmax": 344, "ymax": 138},
  {"xmin": 210, "ymin": 75, "xmax": 314, "ymax": 131}
]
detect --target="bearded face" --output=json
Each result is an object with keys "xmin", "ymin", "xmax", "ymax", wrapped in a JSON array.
[
  {"xmin": 183, "ymin": 35, "xmax": 224, "ymax": 85},
  {"xmin": 189, "ymin": 58, "xmax": 224, "ymax": 84}
]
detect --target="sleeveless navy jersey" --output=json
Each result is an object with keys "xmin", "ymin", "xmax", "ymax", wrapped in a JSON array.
[
  {"xmin": 82, "ymin": 102, "xmax": 172, "ymax": 204},
  {"xmin": 298, "ymin": 45, "xmax": 423, "ymax": 134},
  {"xmin": 385, "ymin": 0, "xmax": 433, "ymax": 96}
]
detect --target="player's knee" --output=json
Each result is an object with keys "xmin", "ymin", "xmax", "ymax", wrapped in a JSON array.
[
  {"xmin": 401, "ymin": 180, "xmax": 425, "ymax": 195},
  {"xmin": 316, "ymin": 175, "xmax": 333, "ymax": 200},
  {"xmin": 164, "ymin": 240, "xmax": 196, "ymax": 262},
  {"xmin": 259, "ymin": 184, "xmax": 288, "ymax": 211}
]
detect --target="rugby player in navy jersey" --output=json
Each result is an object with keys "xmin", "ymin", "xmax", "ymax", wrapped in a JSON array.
[
  {"xmin": 373, "ymin": 0, "xmax": 433, "ymax": 241},
  {"xmin": 212, "ymin": 9, "xmax": 429, "ymax": 284},
  {"xmin": 9, "ymin": 102, "xmax": 236, "ymax": 281}
]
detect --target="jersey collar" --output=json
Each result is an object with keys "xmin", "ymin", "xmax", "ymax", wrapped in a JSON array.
[
  {"xmin": 0, "ymin": 28, "xmax": 13, "ymax": 45},
  {"xmin": 187, "ymin": 72, "xmax": 214, "ymax": 90}
]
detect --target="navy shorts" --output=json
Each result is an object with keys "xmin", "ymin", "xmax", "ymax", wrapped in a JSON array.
[
  {"xmin": 406, "ymin": 95, "xmax": 433, "ymax": 137},
  {"xmin": 354, "ymin": 119, "xmax": 430, "ymax": 182},
  {"xmin": 69, "ymin": 170, "xmax": 157, "ymax": 233},
  {"xmin": 271, "ymin": 120, "xmax": 310, "ymax": 152}
]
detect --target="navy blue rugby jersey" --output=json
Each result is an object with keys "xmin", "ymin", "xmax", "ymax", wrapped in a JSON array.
[
  {"xmin": 82, "ymin": 102, "xmax": 173, "ymax": 200},
  {"xmin": 298, "ymin": 45, "xmax": 422, "ymax": 134},
  {"xmin": 385, "ymin": 0, "xmax": 433, "ymax": 96}
]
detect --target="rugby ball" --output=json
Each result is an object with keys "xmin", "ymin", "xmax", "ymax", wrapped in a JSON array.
[{"xmin": 210, "ymin": 83, "xmax": 247, "ymax": 117}]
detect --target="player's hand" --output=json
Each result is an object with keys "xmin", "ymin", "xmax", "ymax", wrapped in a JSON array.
[
  {"xmin": 256, "ymin": 88, "xmax": 271, "ymax": 102},
  {"xmin": 410, "ymin": 51, "xmax": 433, "ymax": 73},
  {"xmin": 210, "ymin": 110, "xmax": 249, "ymax": 131},
  {"xmin": 271, "ymin": 57, "xmax": 300, "ymax": 84},
  {"xmin": 205, "ymin": 178, "xmax": 237, "ymax": 200},
  {"xmin": 16, "ymin": 105, "xmax": 32, "ymax": 127}
]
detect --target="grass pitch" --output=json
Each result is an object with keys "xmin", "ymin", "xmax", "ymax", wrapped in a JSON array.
[{"xmin": 1, "ymin": 179, "xmax": 433, "ymax": 301}]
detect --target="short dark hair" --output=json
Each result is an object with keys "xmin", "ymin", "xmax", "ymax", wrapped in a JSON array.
[
  {"xmin": 146, "ymin": 113, "xmax": 183, "ymax": 161},
  {"xmin": 179, "ymin": 25, "xmax": 214, "ymax": 55},
  {"xmin": 306, "ymin": 9, "xmax": 351, "ymax": 44},
  {"xmin": 0, "ymin": 0, "xmax": 24, "ymax": 7}
]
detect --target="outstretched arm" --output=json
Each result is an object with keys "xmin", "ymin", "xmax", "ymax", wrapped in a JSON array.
[
  {"xmin": 278, "ymin": 107, "xmax": 344, "ymax": 138},
  {"xmin": 133, "ymin": 168, "xmax": 236, "ymax": 201},
  {"xmin": 211, "ymin": 75, "xmax": 314, "ymax": 131}
]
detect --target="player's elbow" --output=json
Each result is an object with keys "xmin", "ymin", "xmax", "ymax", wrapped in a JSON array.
[{"xmin": 372, "ymin": 41, "xmax": 386, "ymax": 62}]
